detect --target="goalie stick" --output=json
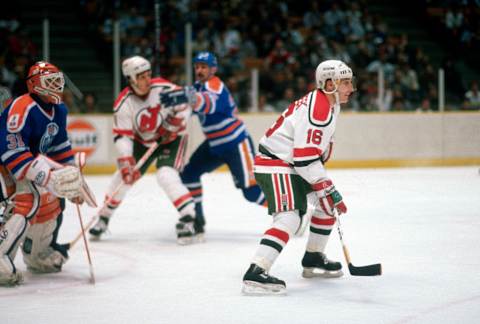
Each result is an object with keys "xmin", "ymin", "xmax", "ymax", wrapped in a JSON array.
[
  {"xmin": 334, "ymin": 210, "xmax": 382, "ymax": 276},
  {"xmin": 67, "ymin": 142, "xmax": 160, "ymax": 249},
  {"xmin": 76, "ymin": 202, "xmax": 95, "ymax": 284},
  {"xmin": 48, "ymin": 152, "xmax": 96, "ymax": 284}
]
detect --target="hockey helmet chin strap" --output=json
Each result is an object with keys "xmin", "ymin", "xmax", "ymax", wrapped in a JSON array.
[
  {"xmin": 321, "ymin": 78, "xmax": 355, "ymax": 105},
  {"xmin": 320, "ymin": 79, "xmax": 340, "ymax": 104}
]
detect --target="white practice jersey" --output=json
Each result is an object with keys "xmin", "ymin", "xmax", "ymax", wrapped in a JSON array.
[
  {"xmin": 112, "ymin": 77, "xmax": 191, "ymax": 156},
  {"xmin": 255, "ymin": 89, "xmax": 339, "ymax": 185}
]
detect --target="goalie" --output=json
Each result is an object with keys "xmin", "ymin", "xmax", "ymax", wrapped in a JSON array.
[
  {"xmin": 88, "ymin": 56, "xmax": 197, "ymax": 245},
  {"xmin": 0, "ymin": 61, "xmax": 88, "ymax": 286}
]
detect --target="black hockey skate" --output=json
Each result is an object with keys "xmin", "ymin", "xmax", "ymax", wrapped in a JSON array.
[
  {"xmin": 176, "ymin": 215, "xmax": 195, "ymax": 245},
  {"xmin": 242, "ymin": 264, "xmax": 286, "ymax": 295},
  {"xmin": 89, "ymin": 216, "xmax": 110, "ymax": 240},
  {"xmin": 301, "ymin": 251, "xmax": 343, "ymax": 278}
]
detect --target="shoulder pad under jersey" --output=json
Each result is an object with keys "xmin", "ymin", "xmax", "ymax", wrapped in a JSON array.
[
  {"xmin": 308, "ymin": 90, "xmax": 333, "ymax": 127},
  {"xmin": 151, "ymin": 77, "xmax": 179, "ymax": 91},
  {"xmin": 205, "ymin": 76, "xmax": 224, "ymax": 94},
  {"xmin": 7, "ymin": 94, "xmax": 37, "ymax": 133},
  {"xmin": 113, "ymin": 86, "xmax": 133, "ymax": 112}
]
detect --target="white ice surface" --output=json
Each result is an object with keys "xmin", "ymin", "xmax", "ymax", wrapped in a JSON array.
[{"xmin": 2, "ymin": 167, "xmax": 480, "ymax": 324}]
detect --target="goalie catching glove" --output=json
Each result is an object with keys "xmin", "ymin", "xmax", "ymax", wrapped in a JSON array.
[
  {"xmin": 117, "ymin": 156, "xmax": 141, "ymax": 185},
  {"xmin": 312, "ymin": 179, "xmax": 347, "ymax": 216},
  {"xmin": 26, "ymin": 155, "xmax": 82, "ymax": 200}
]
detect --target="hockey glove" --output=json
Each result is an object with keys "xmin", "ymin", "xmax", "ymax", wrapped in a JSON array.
[
  {"xmin": 160, "ymin": 86, "xmax": 197, "ymax": 111},
  {"xmin": 48, "ymin": 166, "xmax": 83, "ymax": 200},
  {"xmin": 313, "ymin": 179, "xmax": 347, "ymax": 216},
  {"xmin": 117, "ymin": 156, "xmax": 141, "ymax": 185},
  {"xmin": 26, "ymin": 156, "xmax": 83, "ymax": 199}
]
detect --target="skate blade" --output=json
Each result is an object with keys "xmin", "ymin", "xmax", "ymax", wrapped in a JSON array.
[
  {"xmin": 302, "ymin": 268, "xmax": 344, "ymax": 278},
  {"xmin": 195, "ymin": 233, "xmax": 205, "ymax": 243},
  {"xmin": 177, "ymin": 237, "xmax": 194, "ymax": 245},
  {"xmin": 89, "ymin": 234, "xmax": 102, "ymax": 242},
  {"xmin": 242, "ymin": 281, "xmax": 286, "ymax": 296}
]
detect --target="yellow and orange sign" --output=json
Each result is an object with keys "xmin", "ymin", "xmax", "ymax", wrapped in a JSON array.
[{"xmin": 67, "ymin": 119, "xmax": 98, "ymax": 157}]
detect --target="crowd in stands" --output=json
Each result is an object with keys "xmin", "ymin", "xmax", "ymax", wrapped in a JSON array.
[
  {"xmin": 1, "ymin": 1, "xmax": 480, "ymax": 112},
  {"xmin": 0, "ymin": 10, "xmax": 34, "ymax": 102},
  {"xmin": 80, "ymin": 0, "xmax": 473, "ymax": 112},
  {"xmin": 0, "ymin": 9, "xmax": 99, "ymax": 113},
  {"xmin": 422, "ymin": 0, "xmax": 480, "ymax": 109}
]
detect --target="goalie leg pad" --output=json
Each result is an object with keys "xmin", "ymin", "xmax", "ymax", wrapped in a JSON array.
[
  {"xmin": 22, "ymin": 218, "xmax": 68, "ymax": 273},
  {"xmin": 14, "ymin": 193, "xmax": 61, "ymax": 224},
  {"xmin": 0, "ymin": 213, "xmax": 28, "ymax": 285},
  {"xmin": 0, "ymin": 164, "xmax": 15, "ymax": 202}
]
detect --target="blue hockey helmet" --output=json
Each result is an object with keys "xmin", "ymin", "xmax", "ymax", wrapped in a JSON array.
[{"xmin": 193, "ymin": 51, "xmax": 218, "ymax": 67}]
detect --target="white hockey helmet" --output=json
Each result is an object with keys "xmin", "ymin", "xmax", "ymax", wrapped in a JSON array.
[
  {"xmin": 315, "ymin": 59, "xmax": 353, "ymax": 94},
  {"xmin": 122, "ymin": 56, "xmax": 151, "ymax": 84}
]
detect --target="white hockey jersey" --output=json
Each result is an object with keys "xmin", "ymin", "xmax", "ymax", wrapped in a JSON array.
[
  {"xmin": 112, "ymin": 77, "xmax": 191, "ymax": 156},
  {"xmin": 254, "ymin": 89, "xmax": 339, "ymax": 186}
]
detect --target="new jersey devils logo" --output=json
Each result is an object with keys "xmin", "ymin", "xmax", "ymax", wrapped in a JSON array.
[{"xmin": 135, "ymin": 105, "xmax": 163, "ymax": 133}]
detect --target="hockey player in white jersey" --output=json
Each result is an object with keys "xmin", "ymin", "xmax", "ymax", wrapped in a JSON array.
[
  {"xmin": 242, "ymin": 60, "xmax": 355, "ymax": 295},
  {"xmin": 88, "ymin": 56, "xmax": 197, "ymax": 245}
]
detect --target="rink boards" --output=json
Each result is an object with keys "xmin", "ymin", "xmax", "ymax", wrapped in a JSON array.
[{"xmin": 66, "ymin": 112, "xmax": 480, "ymax": 173}]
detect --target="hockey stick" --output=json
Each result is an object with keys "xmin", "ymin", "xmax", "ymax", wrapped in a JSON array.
[
  {"xmin": 68, "ymin": 142, "xmax": 160, "ymax": 249},
  {"xmin": 334, "ymin": 210, "xmax": 382, "ymax": 276},
  {"xmin": 75, "ymin": 203, "xmax": 95, "ymax": 284}
]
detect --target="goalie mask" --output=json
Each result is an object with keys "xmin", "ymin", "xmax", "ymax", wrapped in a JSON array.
[
  {"xmin": 315, "ymin": 60, "xmax": 353, "ymax": 94},
  {"xmin": 122, "ymin": 56, "xmax": 152, "ymax": 95},
  {"xmin": 26, "ymin": 61, "xmax": 65, "ymax": 104}
]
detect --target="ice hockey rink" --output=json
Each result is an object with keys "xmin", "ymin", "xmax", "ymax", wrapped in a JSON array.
[{"xmin": 2, "ymin": 166, "xmax": 480, "ymax": 324}]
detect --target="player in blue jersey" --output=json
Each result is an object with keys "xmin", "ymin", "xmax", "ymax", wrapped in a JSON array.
[
  {"xmin": 162, "ymin": 52, "xmax": 266, "ymax": 239},
  {"xmin": 0, "ymin": 61, "xmax": 88, "ymax": 286}
]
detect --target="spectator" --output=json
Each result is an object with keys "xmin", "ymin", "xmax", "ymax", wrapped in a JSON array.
[
  {"xmin": 416, "ymin": 97, "xmax": 434, "ymax": 113},
  {"xmin": 258, "ymin": 94, "xmax": 276, "ymax": 113},
  {"xmin": 266, "ymin": 39, "xmax": 294, "ymax": 71},
  {"xmin": 275, "ymin": 87, "xmax": 295, "ymax": 111},
  {"xmin": 0, "ymin": 60, "xmax": 17, "ymax": 89},
  {"xmin": 0, "ymin": 86, "xmax": 11, "ymax": 110},
  {"xmin": 81, "ymin": 92, "xmax": 98, "ymax": 113},
  {"xmin": 63, "ymin": 88, "xmax": 81, "ymax": 114},
  {"xmin": 463, "ymin": 80, "xmax": 480, "ymax": 110},
  {"xmin": 366, "ymin": 52, "xmax": 396, "ymax": 83}
]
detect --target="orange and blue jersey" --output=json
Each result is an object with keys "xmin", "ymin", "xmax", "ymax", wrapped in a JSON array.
[
  {"xmin": 193, "ymin": 76, "xmax": 247, "ymax": 154},
  {"xmin": 0, "ymin": 93, "xmax": 74, "ymax": 180}
]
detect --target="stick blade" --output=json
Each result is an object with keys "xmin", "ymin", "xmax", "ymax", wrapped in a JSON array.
[{"xmin": 348, "ymin": 263, "xmax": 382, "ymax": 276}]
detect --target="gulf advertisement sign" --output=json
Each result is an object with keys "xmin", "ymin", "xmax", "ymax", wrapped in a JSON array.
[{"xmin": 67, "ymin": 118, "xmax": 98, "ymax": 158}]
